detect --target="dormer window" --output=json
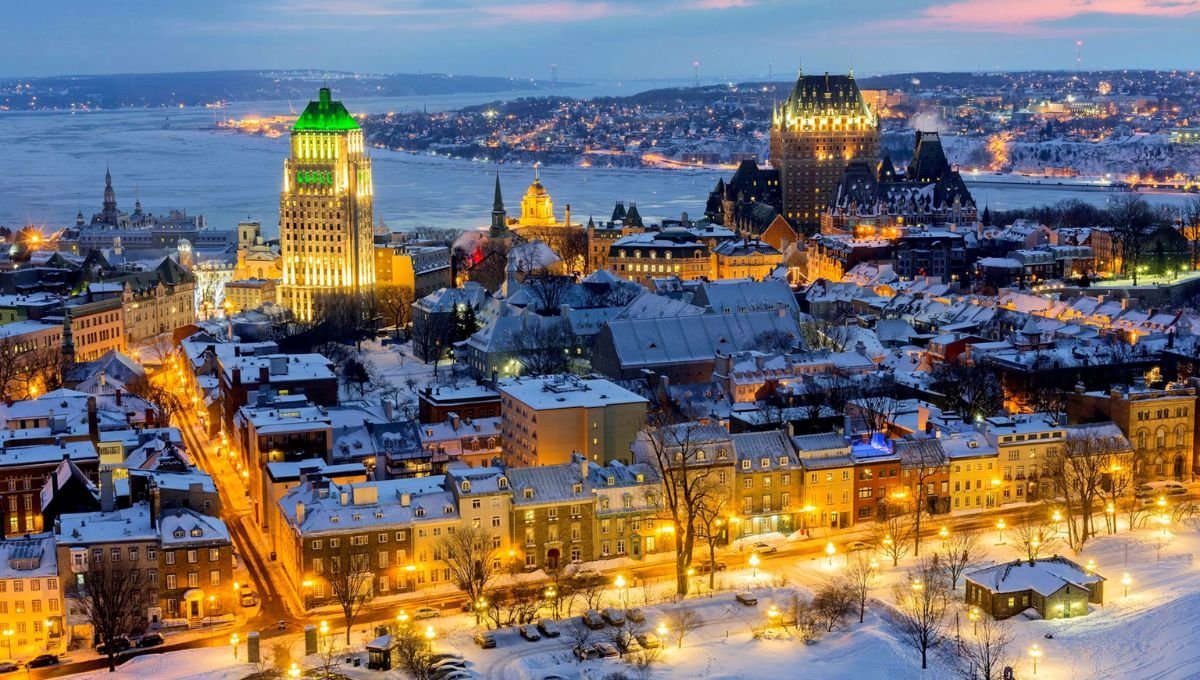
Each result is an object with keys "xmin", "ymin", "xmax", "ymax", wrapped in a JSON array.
[
  {"xmin": 173, "ymin": 528, "xmax": 185, "ymax": 539},
  {"xmin": 696, "ymin": 451, "xmax": 707, "ymax": 462},
  {"xmin": 443, "ymin": 505, "xmax": 453, "ymax": 514},
  {"xmin": 635, "ymin": 474, "xmax": 645, "ymax": 483},
  {"xmin": 760, "ymin": 458, "xmax": 770, "ymax": 468},
  {"xmin": 352, "ymin": 513, "xmax": 362, "ymax": 521},
  {"xmin": 461, "ymin": 480, "xmax": 471, "ymax": 493},
  {"xmin": 523, "ymin": 489, "xmax": 534, "ymax": 499},
  {"xmin": 606, "ymin": 476, "xmax": 615, "ymax": 486},
  {"xmin": 498, "ymin": 476, "xmax": 509, "ymax": 489},
  {"xmin": 572, "ymin": 483, "xmax": 583, "ymax": 494},
  {"xmin": 414, "ymin": 508, "xmax": 426, "ymax": 518},
  {"xmin": 741, "ymin": 460, "xmax": 751, "ymax": 470},
  {"xmin": 330, "ymin": 516, "xmax": 340, "ymax": 523},
  {"xmin": 779, "ymin": 457, "xmax": 789, "ymax": 466},
  {"xmin": 190, "ymin": 527, "xmax": 203, "ymax": 537}
]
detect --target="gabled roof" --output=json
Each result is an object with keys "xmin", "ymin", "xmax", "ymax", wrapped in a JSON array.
[{"xmin": 966, "ymin": 556, "xmax": 1103, "ymax": 597}]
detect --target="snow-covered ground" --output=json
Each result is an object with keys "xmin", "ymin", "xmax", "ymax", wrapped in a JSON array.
[
  {"xmin": 66, "ymin": 515, "xmax": 1200, "ymax": 680},
  {"xmin": 64, "ymin": 648, "xmax": 253, "ymax": 680}
]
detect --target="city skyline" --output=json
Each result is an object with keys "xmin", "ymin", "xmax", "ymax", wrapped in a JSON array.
[{"xmin": 5, "ymin": 0, "xmax": 1200, "ymax": 80}]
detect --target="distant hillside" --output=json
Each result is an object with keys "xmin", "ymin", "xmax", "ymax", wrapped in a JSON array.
[{"xmin": 0, "ymin": 70, "xmax": 567, "ymax": 110}]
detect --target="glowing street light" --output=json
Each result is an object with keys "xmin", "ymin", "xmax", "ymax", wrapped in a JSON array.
[
  {"xmin": 766, "ymin": 604, "xmax": 781, "ymax": 629},
  {"xmin": 287, "ymin": 663, "xmax": 301, "ymax": 679},
  {"xmin": 748, "ymin": 552, "xmax": 761, "ymax": 580},
  {"xmin": 1029, "ymin": 644, "xmax": 1042, "ymax": 675},
  {"xmin": 938, "ymin": 526, "xmax": 950, "ymax": 548},
  {"xmin": 1121, "ymin": 573, "xmax": 1132, "ymax": 598},
  {"xmin": 615, "ymin": 574, "xmax": 628, "ymax": 609},
  {"xmin": 911, "ymin": 578, "xmax": 924, "ymax": 593},
  {"xmin": 996, "ymin": 519, "xmax": 1007, "ymax": 545},
  {"xmin": 1085, "ymin": 559, "xmax": 1096, "ymax": 575},
  {"xmin": 825, "ymin": 541, "xmax": 836, "ymax": 566},
  {"xmin": 230, "ymin": 632, "xmax": 239, "ymax": 659},
  {"xmin": 396, "ymin": 610, "xmax": 409, "ymax": 627},
  {"xmin": 424, "ymin": 625, "xmax": 436, "ymax": 652},
  {"xmin": 1052, "ymin": 510, "xmax": 1063, "ymax": 534},
  {"xmin": 968, "ymin": 606, "xmax": 979, "ymax": 635}
]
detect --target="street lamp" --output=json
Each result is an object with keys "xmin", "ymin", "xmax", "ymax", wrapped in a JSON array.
[
  {"xmin": 766, "ymin": 604, "xmax": 780, "ymax": 630},
  {"xmin": 1052, "ymin": 510, "xmax": 1062, "ymax": 535},
  {"xmin": 301, "ymin": 580, "xmax": 313, "ymax": 609},
  {"xmin": 996, "ymin": 519, "xmax": 1007, "ymax": 545},
  {"xmin": 869, "ymin": 557, "xmax": 879, "ymax": 571},
  {"xmin": 748, "ymin": 552, "xmax": 761, "ymax": 581},
  {"xmin": 1085, "ymin": 559, "xmax": 1096, "ymax": 575},
  {"xmin": 230, "ymin": 632, "xmax": 239, "ymax": 660},
  {"xmin": 288, "ymin": 663, "xmax": 301, "ymax": 679},
  {"xmin": 968, "ymin": 606, "xmax": 979, "ymax": 635},
  {"xmin": 824, "ymin": 541, "xmax": 836, "ymax": 567},
  {"xmin": 1029, "ymin": 644, "xmax": 1042, "ymax": 675},
  {"xmin": 938, "ymin": 526, "xmax": 949, "ymax": 548},
  {"xmin": 1122, "ymin": 573, "xmax": 1132, "ymax": 597},
  {"xmin": 614, "ymin": 575, "xmax": 628, "ymax": 609},
  {"xmin": 1, "ymin": 629, "xmax": 12, "ymax": 659},
  {"xmin": 424, "ymin": 625, "xmax": 436, "ymax": 652}
]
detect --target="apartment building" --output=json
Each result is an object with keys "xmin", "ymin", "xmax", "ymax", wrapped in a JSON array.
[
  {"xmin": 0, "ymin": 534, "xmax": 64, "ymax": 659},
  {"xmin": 509, "ymin": 459, "xmax": 597, "ymax": 572},
  {"xmin": 730, "ymin": 431, "xmax": 802, "ymax": 538},
  {"xmin": 941, "ymin": 431, "xmax": 1002, "ymax": 512},
  {"xmin": 792, "ymin": 433, "xmax": 856, "ymax": 530},
  {"xmin": 981, "ymin": 414, "xmax": 1066, "ymax": 505}
]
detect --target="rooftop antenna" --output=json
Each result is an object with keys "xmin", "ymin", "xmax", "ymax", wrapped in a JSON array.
[
  {"xmin": 1075, "ymin": 40, "xmax": 1083, "ymax": 72},
  {"xmin": 550, "ymin": 64, "xmax": 558, "ymax": 85},
  {"xmin": 693, "ymin": 60, "xmax": 700, "ymax": 87}
]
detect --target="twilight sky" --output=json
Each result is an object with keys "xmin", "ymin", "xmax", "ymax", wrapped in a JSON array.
[{"xmin": 4, "ymin": 0, "xmax": 1199, "ymax": 79}]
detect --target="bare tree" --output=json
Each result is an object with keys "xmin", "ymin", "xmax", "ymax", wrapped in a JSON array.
[
  {"xmin": 125, "ymin": 375, "xmax": 183, "ymax": 424},
  {"xmin": 892, "ymin": 557, "xmax": 950, "ymax": 670},
  {"xmin": 854, "ymin": 393, "xmax": 900, "ymax": 439},
  {"xmin": 799, "ymin": 318, "xmax": 854, "ymax": 352},
  {"xmin": 1011, "ymin": 507, "xmax": 1060, "ymax": 560},
  {"xmin": 956, "ymin": 616, "xmax": 1014, "ymax": 680},
  {"xmin": 845, "ymin": 552, "xmax": 879, "ymax": 623},
  {"xmin": 813, "ymin": 578, "xmax": 856, "ymax": 632},
  {"xmin": 898, "ymin": 441, "xmax": 947, "ymax": 557},
  {"xmin": 873, "ymin": 505, "xmax": 913, "ymax": 567},
  {"xmin": 506, "ymin": 317, "xmax": 574, "ymax": 376},
  {"xmin": 438, "ymin": 525, "xmax": 500, "ymax": 624},
  {"xmin": 564, "ymin": 619, "xmax": 595, "ymax": 662},
  {"xmin": 784, "ymin": 591, "xmax": 822, "ymax": 643},
  {"xmin": 1046, "ymin": 426, "xmax": 1131, "ymax": 550},
  {"xmin": 932, "ymin": 363, "xmax": 1004, "ymax": 421},
  {"xmin": 638, "ymin": 419, "xmax": 730, "ymax": 595},
  {"xmin": 1106, "ymin": 193, "xmax": 1155, "ymax": 284},
  {"xmin": 69, "ymin": 557, "xmax": 143, "ymax": 672},
  {"xmin": 937, "ymin": 529, "xmax": 982, "ymax": 591},
  {"xmin": 626, "ymin": 647, "xmax": 663, "ymax": 680},
  {"xmin": 692, "ymin": 486, "xmax": 731, "ymax": 592},
  {"xmin": 663, "ymin": 608, "xmax": 704, "ymax": 649},
  {"xmin": 522, "ymin": 274, "xmax": 576, "ymax": 315},
  {"xmin": 325, "ymin": 540, "xmax": 373, "ymax": 643},
  {"xmin": 376, "ymin": 284, "xmax": 415, "ymax": 333},
  {"xmin": 391, "ymin": 623, "xmax": 436, "ymax": 680},
  {"xmin": 571, "ymin": 573, "xmax": 608, "ymax": 613}
]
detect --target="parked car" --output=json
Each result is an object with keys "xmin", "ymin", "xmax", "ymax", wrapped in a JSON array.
[
  {"xmin": 847, "ymin": 541, "xmax": 870, "ymax": 552},
  {"xmin": 751, "ymin": 542, "xmax": 777, "ymax": 554},
  {"xmin": 96, "ymin": 636, "xmax": 132, "ymax": 654},
  {"xmin": 0, "ymin": 662, "xmax": 17, "ymax": 674},
  {"xmin": 540, "ymin": 675, "xmax": 569, "ymax": 680},
  {"xmin": 582, "ymin": 609, "xmax": 606, "ymax": 630},
  {"xmin": 1136, "ymin": 481, "xmax": 1188, "ymax": 498},
  {"xmin": 536, "ymin": 619, "xmax": 561, "ymax": 638},
  {"xmin": 26, "ymin": 655, "xmax": 58, "ymax": 669},
  {"xmin": 601, "ymin": 607, "xmax": 626, "ymax": 626},
  {"xmin": 473, "ymin": 632, "xmax": 497, "ymax": 649},
  {"xmin": 697, "ymin": 560, "xmax": 727, "ymax": 574},
  {"xmin": 137, "ymin": 633, "xmax": 165, "ymax": 648},
  {"xmin": 519, "ymin": 625, "xmax": 541, "ymax": 641},
  {"xmin": 626, "ymin": 608, "xmax": 646, "ymax": 623},
  {"xmin": 573, "ymin": 645, "xmax": 601, "ymax": 660},
  {"xmin": 240, "ymin": 591, "xmax": 258, "ymax": 607},
  {"xmin": 413, "ymin": 607, "xmax": 441, "ymax": 620},
  {"xmin": 574, "ymin": 568, "xmax": 602, "ymax": 581},
  {"xmin": 635, "ymin": 632, "xmax": 662, "ymax": 649},
  {"xmin": 431, "ymin": 658, "xmax": 467, "ymax": 672},
  {"xmin": 593, "ymin": 642, "xmax": 620, "ymax": 658},
  {"xmin": 735, "ymin": 592, "xmax": 759, "ymax": 606},
  {"xmin": 437, "ymin": 671, "xmax": 474, "ymax": 680},
  {"xmin": 429, "ymin": 653, "xmax": 464, "ymax": 663}
]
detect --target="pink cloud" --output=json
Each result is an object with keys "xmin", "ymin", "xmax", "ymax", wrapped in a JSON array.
[
  {"xmin": 880, "ymin": 0, "xmax": 1200, "ymax": 33},
  {"xmin": 272, "ymin": 0, "xmax": 752, "ymax": 26}
]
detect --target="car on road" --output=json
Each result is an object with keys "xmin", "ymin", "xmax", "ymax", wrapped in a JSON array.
[
  {"xmin": 626, "ymin": 608, "xmax": 646, "ymax": 623},
  {"xmin": 137, "ymin": 633, "xmax": 165, "ymax": 648},
  {"xmin": 240, "ymin": 591, "xmax": 258, "ymax": 607},
  {"xmin": 593, "ymin": 642, "xmax": 620, "ymax": 658},
  {"xmin": 96, "ymin": 636, "xmax": 132, "ymax": 654},
  {"xmin": 735, "ymin": 592, "xmax": 759, "ymax": 606},
  {"xmin": 518, "ymin": 625, "xmax": 541, "ymax": 641},
  {"xmin": 582, "ymin": 609, "xmax": 606, "ymax": 630},
  {"xmin": 635, "ymin": 632, "xmax": 662, "ymax": 649},
  {"xmin": 601, "ymin": 607, "xmax": 626, "ymax": 626},
  {"xmin": 473, "ymin": 632, "xmax": 496, "ymax": 649},
  {"xmin": 26, "ymin": 655, "xmax": 58, "ymax": 669},
  {"xmin": 697, "ymin": 560, "xmax": 727, "ymax": 574},
  {"xmin": 0, "ymin": 661, "xmax": 17, "ymax": 674},
  {"xmin": 847, "ymin": 541, "xmax": 870, "ymax": 552},
  {"xmin": 1136, "ymin": 481, "xmax": 1188, "ymax": 498},
  {"xmin": 573, "ymin": 568, "xmax": 602, "ymax": 581},
  {"xmin": 536, "ymin": 619, "xmax": 561, "ymax": 638},
  {"xmin": 413, "ymin": 607, "xmax": 441, "ymax": 620},
  {"xmin": 751, "ymin": 541, "xmax": 778, "ymax": 554}
]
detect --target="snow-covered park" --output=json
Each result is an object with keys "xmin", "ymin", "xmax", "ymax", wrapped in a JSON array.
[{"xmin": 60, "ymin": 511, "xmax": 1200, "ymax": 680}]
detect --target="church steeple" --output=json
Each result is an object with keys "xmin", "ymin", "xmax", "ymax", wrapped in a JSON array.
[
  {"xmin": 489, "ymin": 172, "xmax": 510, "ymax": 238},
  {"xmin": 101, "ymin": 166, "xmax": 118, "ymax": 226}
]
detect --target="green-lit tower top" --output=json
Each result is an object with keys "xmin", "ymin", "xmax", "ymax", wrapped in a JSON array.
[{"xmin": 292, "ymin": 87, "xmax": 360, "ymax": 132}]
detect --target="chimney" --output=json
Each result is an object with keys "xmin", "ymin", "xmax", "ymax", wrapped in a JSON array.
[
  {"xmin": 340, "ymin": 489, "xmax": 349, "ymax": 506},
  {"xmin": 232, "ymin": 367, "xmax": 242, "ymax": 386},
  {"xmin": 87, "ymin": 396, "xmax": 99, "ymax": 441},
  {"xmin": 259, "ymin": 366, "xmax": 270, "ymax": 383},
  {"xmin": 450, "ymin": 412, "xmax": 461, "ymax": 431},
  {"xmin": 295, "ymin": 502, "xmax": 306, "ymax": 524},
  {"xmin": 115, "ymin": 388, "xmax": 122, "ymax": 406},
  {"xmin": 149, "ymin": 483, "xmax": 160, "ymax": 529},
  {"xmin": 100, "ymin": 469, "xmax": 115, "ymax": 513}
]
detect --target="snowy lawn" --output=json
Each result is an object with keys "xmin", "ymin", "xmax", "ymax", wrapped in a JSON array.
[{"xmin": 63, "ymin": 648, "xmax": 254, "ymax": 680}]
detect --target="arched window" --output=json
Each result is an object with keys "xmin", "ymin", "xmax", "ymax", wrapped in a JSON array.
[
  {"xmin": 1137, "ymin": 430, "xmax": 1147, "ymax": 450},
  {"xmin": 1156, "ymin": 427, "xmax": 1167, "ymax": 449},
  {"xmin": 1176, "ymin": 425, "xmax": 1187, "ymax": 448}
]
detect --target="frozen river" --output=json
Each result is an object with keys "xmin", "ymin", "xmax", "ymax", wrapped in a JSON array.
[{"xmin": 2, "ymin": 86, "xmax": 1196, "ymax": 234}]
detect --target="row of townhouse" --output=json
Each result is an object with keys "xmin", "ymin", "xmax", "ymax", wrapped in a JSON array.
[{"xmin": 273, "ymin": 457, "xmax": 669, "ymax": 608}]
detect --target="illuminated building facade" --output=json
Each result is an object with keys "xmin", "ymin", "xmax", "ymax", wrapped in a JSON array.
[
  {"xmin": 770, "ymin": 71, "xmax": 879, "ymax": 230},
  {"xmin": 517, "ymin": 168, "xmax": 557, "ymax": 228},
  {"xmin": 278, "ymin": 88, "xmax": 375, "ymax": 321}
]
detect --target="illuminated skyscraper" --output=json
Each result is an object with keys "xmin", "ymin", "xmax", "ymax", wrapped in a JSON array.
[
  {"xmin": 278, "ymin": 87, "xmax": 375, "ymax": 321},
  {"xmin": 770, "ymin": 71, "xmax": 879, "ymax": 230}
]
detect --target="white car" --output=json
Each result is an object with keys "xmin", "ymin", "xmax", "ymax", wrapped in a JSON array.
[{"xmin": 751, "ymin": 542, "xmax": 778, "ymax": 554}]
